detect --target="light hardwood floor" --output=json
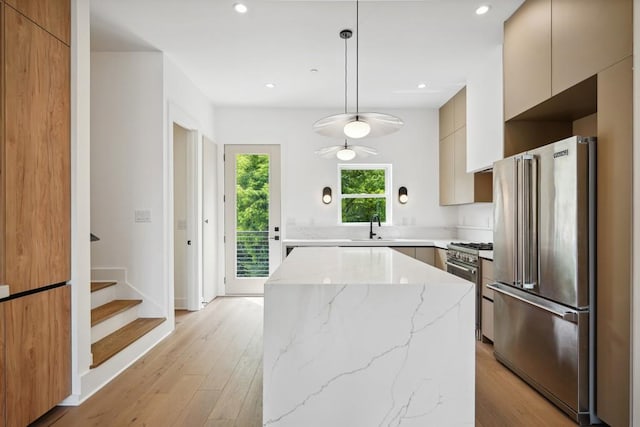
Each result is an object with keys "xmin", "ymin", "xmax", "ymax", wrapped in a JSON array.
[{"xmin": 32, "ymin": 297, "xmax": 575, "ymax": 427}]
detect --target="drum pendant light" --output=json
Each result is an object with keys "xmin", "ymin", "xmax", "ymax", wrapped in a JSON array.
[{"xmin": 313, "ymin": 0, "xmax": 403, "ymax": 140}]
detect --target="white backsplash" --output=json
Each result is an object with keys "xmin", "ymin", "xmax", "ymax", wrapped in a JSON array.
[
  {"xmin": 456, "ymin": 203, "xmax": 494, "ymax": 242},
  {"xmin": 285, "ymin": 203, "xmax": 495, "ymax": 243}
]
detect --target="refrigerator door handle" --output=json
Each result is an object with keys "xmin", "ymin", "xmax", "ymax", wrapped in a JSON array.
[
  {"xmin": 521, "ymin": 154, "xmax": 538, "ymax": 290},
  {"xmin": 488, "ymin": 283, "xmax": 579, "ymax": 324},
  {"xmin": 515, "ymin": 157, "xmax": 521, "ymax": 287}
]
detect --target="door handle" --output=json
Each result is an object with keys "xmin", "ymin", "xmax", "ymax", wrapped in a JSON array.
[
  {"xmin": 488, "ymin": 283, "xmax": 580, "ymax": 324},
  {"xmin": 446, "ymin": 261, "xmax": 476, "ymax": 275}
]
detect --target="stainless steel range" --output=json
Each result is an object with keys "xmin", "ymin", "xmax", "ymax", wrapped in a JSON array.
[{"xmin": 447, "ymin": 242, "xmax": 493, "ymax": 339}]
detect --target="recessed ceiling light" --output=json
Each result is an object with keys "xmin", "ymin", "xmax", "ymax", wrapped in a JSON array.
[
  {"xmin": 310, "ymin": 68, "xmax": 319, "ymax": 73},
  {"xmin": 234, "ymin": 3, "xmax": 248, "ymax": 14},
  {"xmin": 475, "ymin": 5, "xmax": 491, "ymax": 15},
  {"xmin": 417, "ymin": 83, "xmax": 427, "ymax": 89},
  {"xmin": 265, "ymin": 83, "xmax": 275, "ymax": 89}
]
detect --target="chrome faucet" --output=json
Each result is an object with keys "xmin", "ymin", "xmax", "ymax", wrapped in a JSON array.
[{"xmin": 369, "ymin": 214, "xmax": 381, "ymax": 239}]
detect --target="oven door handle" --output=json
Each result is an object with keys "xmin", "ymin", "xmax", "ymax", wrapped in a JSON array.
[{"xmin": 446, "ymin": 261, "xmax": 476, "ymax": 275}]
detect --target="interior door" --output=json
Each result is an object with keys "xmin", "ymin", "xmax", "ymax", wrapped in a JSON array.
[
  {"xmin": 202, "ymin": 136, "xmax": 218, "ymax": 303},
  {"xmin": 224, "ymin": 145, "xmax": 281, "ymax": 294}
]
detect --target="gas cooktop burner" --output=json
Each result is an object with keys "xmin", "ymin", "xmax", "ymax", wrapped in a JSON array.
[{"xmin": 449, "ymin": 242, "xmax": 493, "ymax": 251}]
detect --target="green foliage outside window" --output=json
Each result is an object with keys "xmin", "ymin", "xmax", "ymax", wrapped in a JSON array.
[
  {"xmin": 340, "ymin": 168, "xmax": 388, "ymax": 223},
  {"xmin": 236, "ymin": 154, "xmax": 269, "ymax": 232},
  {"xmin": 236, "ymin": 154, "xmax": 270, "ymax": 278}
]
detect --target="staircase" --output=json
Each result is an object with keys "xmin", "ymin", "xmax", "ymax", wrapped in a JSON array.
[{"xmin": 90, "ymin": 281, "xmax": 165, "ymax": 368}]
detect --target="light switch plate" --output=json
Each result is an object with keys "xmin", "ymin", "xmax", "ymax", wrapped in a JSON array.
[{"xmin": 135, "ymin": 209, "xmax": 152, "ymax": 223}]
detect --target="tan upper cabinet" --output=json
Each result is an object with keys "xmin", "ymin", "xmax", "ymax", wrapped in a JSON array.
[
  {"xmin": 551, "ymin": 0, "xmax": 632, "ymax": 95},
  {"xmin": 439, "ymin": 88, "xmax": 492, "ymax": 205},
  {"xmin": 503, "ymin": 0, "xmax": 551, "ymax": 120},
  {"xmin": 439, "ymin": 99, "xmax": 455, "ymax": 139},
  {"xmin": 453, "ymin": 128, "xmax": 474, "ymax": 202},
  {"xmin": 453, "ymin": 88, "xmax": 466, "ymax": 131},
  {"xmin": 2, "ymin": 5, "xmax": 70, "ymax": 294},
  {"xmin": 504, "ymin": 0, "xmax": 632, "ymax": 119},
  {"xmin": 4, "ymin": 0, "xmax": 70, "ymax": 45},
  {"xmin": 439, "ymin": 134, "xmax": 455, "ymax": 205}
]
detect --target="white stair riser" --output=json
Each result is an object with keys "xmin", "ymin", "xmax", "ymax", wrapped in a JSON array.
[
  {"xmin": 91, "ymin": 285, "xmax": 118, "ymax": 309},
  {"xmin": 91, "ymin": 306, "xmax": 139, "ymax": 344}
]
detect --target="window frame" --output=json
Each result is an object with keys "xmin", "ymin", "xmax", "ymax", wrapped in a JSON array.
[{"xmin": 338, "ymin": 163, "xmax": 392, "ymax": 225}]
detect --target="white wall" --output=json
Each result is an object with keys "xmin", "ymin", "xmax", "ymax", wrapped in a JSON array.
[
  {"xmin": 91, "ymin": 52, "xmax": 165, "ymax": 316},
  {"xmin": 65, "ymin": 0, "xmax": 92, "ymax": 405},
  {"xmin": 214, "ymin": 108, "xmax": 458, "ymax": 238}
]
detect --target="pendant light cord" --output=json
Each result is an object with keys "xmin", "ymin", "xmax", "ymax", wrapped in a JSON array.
[
  {"xmin": 356, "ymin": 0, "xmax": 359, "ymax": 115},
  {"xmin": 344, "ymin": 34, "xmax": 348, "ymax": 114}
]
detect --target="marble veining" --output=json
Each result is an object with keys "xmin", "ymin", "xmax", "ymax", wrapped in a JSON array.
[{"xmin": 264, "ymin": 247, "xmax": 475, "ymax": 427}]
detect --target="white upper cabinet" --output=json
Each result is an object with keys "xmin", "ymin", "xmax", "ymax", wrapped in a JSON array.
[{"xmin": 466, "ymin": 45, "xmax": 504, "ymax": 172}]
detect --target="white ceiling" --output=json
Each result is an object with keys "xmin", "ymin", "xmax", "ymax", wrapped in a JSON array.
[{"xmin": 91, "ymin": 0, "xmax": 524, "ymax": 109}]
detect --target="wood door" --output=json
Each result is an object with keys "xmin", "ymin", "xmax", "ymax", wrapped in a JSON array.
[
  {"xmin": 596, "ymin": 56, "xmax": 632, "ymax": 427},
  {"xmin": 0, "ymin": 301, "xmax": 4, "ymax": 427},
  {"xmin": 5, "ymin": 285, "xmax": 71, "ymax": 426},
  {"xmin": 453, "ymin": 127, "xmax": 473, "ymax": 204},
  {"xmin": 415, "ymin": 247, "xmax": 434, "ymax": 266},
  {"xmin": 439, "ymin": 134, "xmax": 454, "ymax": 206},
  {"xmin": 503, "ymin": 0, "xmax": 551, "ymax": 120},
  {"xmin": 434, "ymin": 248, "xmax": 447, "ymax": 271},
  {"xmin": 3, "ymin": 7, "xmax": 70, "ymax": 294},
  {"xmin": 551, "ymin": 0, "xmax": 631, "ymax": 96},
  {"xmin": 4, "ymin": 0, "xmax": 70, "ymax": 45}
]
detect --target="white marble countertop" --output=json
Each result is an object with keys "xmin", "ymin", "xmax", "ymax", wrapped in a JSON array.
[
  {"xmin": 269, "ymin": 246, "xmax": 472, "ymax": 286},
  {"xmin": 283, "ymin": 238, "xmax": 494, "ymax": 259},
  {"xmin": 263, "ymin": 246, "xmax": 476, "ymax": 426}
]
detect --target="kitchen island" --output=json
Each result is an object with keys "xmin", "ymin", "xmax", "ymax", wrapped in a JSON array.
[{"xmin": 263, "ymin": 247, "xmax": 475, "ymax": 427}]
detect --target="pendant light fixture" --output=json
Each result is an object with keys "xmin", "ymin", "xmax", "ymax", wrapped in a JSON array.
[
  {"xmin": 313, "ymin": 0, "xmax": 403, "ymax": 139},
  {"xmin": 315, "ymin": 140, "xmax": 378, "ymax": 161}
]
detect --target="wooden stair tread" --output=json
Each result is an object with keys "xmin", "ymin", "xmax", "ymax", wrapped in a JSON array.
[
  {"xmin": 91, "ymin": 299, "xmax": 142, "ymax": 326},
  {"xmin": 91, "ymin": 281, "xmax": 117, "ymax": 293},
  {"xmin": 91, "ymin": 318, "xmax": 165, "ymax": 368}
]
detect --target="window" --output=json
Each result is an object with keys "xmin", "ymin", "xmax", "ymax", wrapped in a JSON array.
[{"xmin": 339, "ymin": 164, "xmax": 391, "ymax": 224}]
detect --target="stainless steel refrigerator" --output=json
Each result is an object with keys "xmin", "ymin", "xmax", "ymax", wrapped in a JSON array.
[{"xmin": 489, "ymin": 136, "xmax": 598, "ymax": 425}]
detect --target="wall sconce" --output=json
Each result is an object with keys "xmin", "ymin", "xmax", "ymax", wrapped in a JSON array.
[
  {"xmin": 322, "ymin": 187, "xmax": 332, "ymax": 204},
  {"xmin": 398, "ymin": 186, "xmax": 408, "ymax": 204}
]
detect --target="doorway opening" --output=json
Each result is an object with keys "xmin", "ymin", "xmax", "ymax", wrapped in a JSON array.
[{"xmin": 224, "ymin": 145, "xmax": 281, "ymax": 294}]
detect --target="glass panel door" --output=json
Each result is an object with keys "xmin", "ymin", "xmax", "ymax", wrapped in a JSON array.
[{"xmin": 224, "ymin": 145, "xmax": 281, "ymax": 294}]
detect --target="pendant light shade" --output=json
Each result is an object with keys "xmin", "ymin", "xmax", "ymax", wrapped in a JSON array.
[
  {"xmin": 313, "ymin": 1, "xmax": 403, "ymax": 140},
  {"xmin": 343, "ymin": 118, "xmax": 371, "ymax": 139},
  {"xmin": 315, "ymin": 140, "xmax": 377, "ymax": 160},
  {"xmin": 336, "ymin": 147, "xmax": 357, "ymax": 161}
]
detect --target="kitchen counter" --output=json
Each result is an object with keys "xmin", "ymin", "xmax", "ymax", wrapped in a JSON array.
[
  {"xmin": 263, "ymin": 247, "xmax": 475, "ymax": 426},
  {"xmin": 479, "ymin": 250, "xmax": 493, "ymax": 260},
  {"xmin": 282, "ymin": 238, "xmax": 439, "ymax": 247}
]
